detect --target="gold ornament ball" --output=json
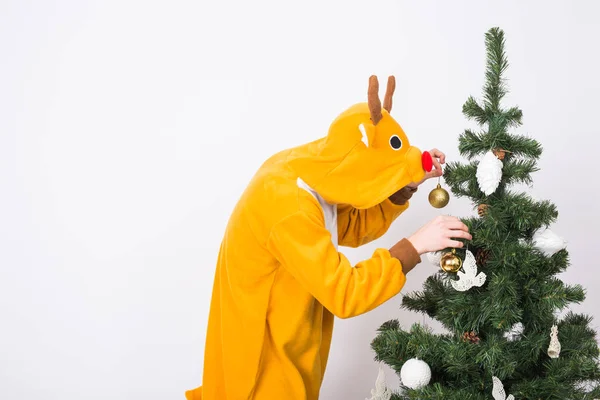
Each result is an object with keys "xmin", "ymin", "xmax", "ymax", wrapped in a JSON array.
[
  {"xmin": 440, "ymin": 249, "xmax": 462, "ymax": 273},
  {"xmin": 428, "ymin": 183, "xmax": 450, "ymax": 208}
]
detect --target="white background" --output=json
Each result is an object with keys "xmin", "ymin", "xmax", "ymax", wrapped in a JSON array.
[{"xmin": 2, "ymin": 1, "xmax": 599, "ymax": 399}]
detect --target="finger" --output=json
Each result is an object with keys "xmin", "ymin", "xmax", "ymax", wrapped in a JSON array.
[
  {"xmin": 430, "ymin": 148, "xmax": 446, "ymax": 164},
  {"xmin": 438, "ymin": 152, "xmax": 446, "ymax": 164},
  {"xmin": 424, "ymin": 167, "xmax": 442, "ymax": 180},
  {"xmin": 447, "ymin": 222, "xmax": 470, "ymax": 233},
  {"xmin": 446, "ymin": 239, "xmax": 464, "ymax": 248},
  {"xmin": 448, "ymin": 228, "xmax": 471, "ymax": 237},
  {"xmin": 448, "ymin": 230, "xmax": 472, "ymax": 240},
  {"xmin": 429, "ymin": 148, "xmax": 445, "ymax": 160},
  {"xmin": 432, "ymin": 158, "xmax": 443, "ymax": 173}
]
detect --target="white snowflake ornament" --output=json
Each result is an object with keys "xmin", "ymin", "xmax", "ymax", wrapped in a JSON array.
[
  {"xmin": 450, "ymin": 250, "xmax": 486, "ymax": 291},
  {"xmin": 532, "ymin": 227, "xmax": 567, "ymax": 256},
  {"xmin": 365, "ymin": 366, "xmax": 392, "ymax": 400},
  {"xmin": 400, "ymin": 358, "xmax": 431, "ymax": 389},
  {"xmin": 504, "ymin": 322, "xmax": 524, "ymax": 342},
  {"xmin": 492, "ymin": 376, "xmax": 515, "ymax": 400},
  {"xmin": 476, "ymin": 150, "xmax": 503, "ymax": 195},
  {"xmin": 547, "ymin": 324, "xmax": 561, "ymax": 358}
]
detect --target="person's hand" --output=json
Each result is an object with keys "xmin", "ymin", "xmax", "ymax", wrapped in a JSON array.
[
  {"xmin": 406, "ymin": 148, "xmax": 445, "ymax": 189},
  {"xmin": 407, "ymin": 215, "xmax": 471, "ymax": 255}
]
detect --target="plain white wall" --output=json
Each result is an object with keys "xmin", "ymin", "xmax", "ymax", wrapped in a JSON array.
[{"xmin": 2, "ymin": 0, "xmax": 599, "ymax": 399}]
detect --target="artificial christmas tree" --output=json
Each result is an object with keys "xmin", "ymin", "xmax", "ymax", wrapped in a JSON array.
[{"xmin": 370, "ymin": 27, "xmax": 600, "ymax": 399}]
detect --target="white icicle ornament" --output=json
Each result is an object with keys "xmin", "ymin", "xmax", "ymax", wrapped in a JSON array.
[
  {"xmin": 365, "ymin": 366, "xmax": 392, "ymax": 400},
  {"xmin": 400, "ymin": 358, "xmax": 431, "ymax": 390},
  {"xmin": 547, "ymin": 324, "xmax": 561, "ymax": 358},
  {"xmin": 532, "ymin": 227, "xmax": 567, "ymax": 256},
  {"xmin": 476, "ymin": 150, "xmax": 504, "ymax": 195}
]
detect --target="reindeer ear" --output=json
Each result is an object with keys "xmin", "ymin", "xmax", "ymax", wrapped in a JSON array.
[
  {"xmin": 368, "ymin": 75, "xmax": 383, "ymax": 125},
  {"xmin": 383, "ymin": 76, "xmax": 396, "ymax": 113},
  {"xmin": 358, "ymin": 123, "xmax": 375, "ymax": 148}
]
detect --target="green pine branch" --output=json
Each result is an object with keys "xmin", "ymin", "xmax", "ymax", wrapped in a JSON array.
[
  {"xmin": 443, "ymin": 162, "xmax": 484, "ymax": 199},
  {"xmin": 401, "ymin": 274, "xmax": 454, "ymax": 317},
  {"xmin": 479, "ymin": 272, "xmax": 522, "ymax": 331},
  {"xmin": 557, "ymin": 313, "xmax": 600, "ymax": 358},
  {"xmin": 483, "ymin": 27, "xmax": 509, "ymax": 112},
  {"xmin": 509, "ymin": 134, "xmax": 543, "ymax": 158},
  {"xmin": 502, "ymin": 159, "xmax": 539, "ymax": 186},
  {"xmin": 502, "ymin": 106, "xmax": 524, "ymax": 128},
  {"xmin": 462, "ymin": 96, "xmax": 489, "ymax": 125},
  {"xmin": 458, "ymin": 130, "xmax": 541, "ymax": 160},
  {"xmin": 478, "ymin": 192, "xmax": 558, "ymax": 236}
]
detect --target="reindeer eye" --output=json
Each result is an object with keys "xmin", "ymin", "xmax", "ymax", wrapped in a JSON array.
[{"xmin": 389, "ymin": 135, "xmax": 402, "ymax": 150}]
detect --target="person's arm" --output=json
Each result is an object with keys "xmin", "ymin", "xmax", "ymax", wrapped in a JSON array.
[
  {"xmin": 337, "ymin": 186, "xmax": 418, "ymax": 248},
  {"xmin": 267, "ymin": 209, "xmax": 421, "ymax": 319}
]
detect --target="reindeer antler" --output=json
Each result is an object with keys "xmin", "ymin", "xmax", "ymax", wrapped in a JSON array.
[
  {"xmin": 368, "ymin": 75, "xmax": 383, "ymax": 125},
  {"xmin": 383, "ymin": 76, "xmax": 396, "ymax": 112}
]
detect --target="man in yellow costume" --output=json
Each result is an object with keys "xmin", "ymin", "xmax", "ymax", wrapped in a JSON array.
[{"xmin": 186, "ymin": 76, "xmax": 472, "ymax": 400}]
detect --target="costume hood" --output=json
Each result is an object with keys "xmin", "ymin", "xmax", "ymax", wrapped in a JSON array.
[{"xmin": 288, "ymin": 75, "xmax": 433, "ymax": 209}]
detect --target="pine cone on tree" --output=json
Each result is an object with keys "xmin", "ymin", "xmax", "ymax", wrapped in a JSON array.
[
  {"xmin": 462, "ymin": 331, "xmax": 481, "ymax": 344},
  {"xmin": 478, "ymin": 203, "xmax": 489, "ymax": 217},
  {"xmin": 493, "ymin": 148, "xmax": 507, "ymax": 160},
  {"xmin": 475, "ymin": 248, "xmax": 491, "ymax": 267}
]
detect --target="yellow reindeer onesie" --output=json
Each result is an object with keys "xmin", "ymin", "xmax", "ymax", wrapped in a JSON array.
[{"xmin": 186, "ymin": 76, "xmax": 433, "ymax": 400}]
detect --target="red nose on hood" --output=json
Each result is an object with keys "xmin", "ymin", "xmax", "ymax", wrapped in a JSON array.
[{"xmin": 422, "ymin": 151, "xmax": 433, "ymax": 172}]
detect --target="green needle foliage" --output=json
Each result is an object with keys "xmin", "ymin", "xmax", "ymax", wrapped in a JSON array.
[{"xmin": 371, "ymin": 27, "xmax": 600, "ymax": 399}]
